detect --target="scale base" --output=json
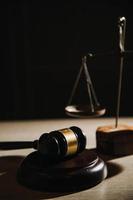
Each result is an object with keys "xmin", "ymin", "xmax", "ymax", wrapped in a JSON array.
[
  {"xmin": 96, "ymin": 124, "xmax": 133, "ymax": 155},
  {"xmin": 17, "ymin": 150, "xmax": 107, "ymax": 192}
]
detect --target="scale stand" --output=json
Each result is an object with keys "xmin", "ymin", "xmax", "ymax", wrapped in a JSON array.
[
  {"xmin": 65, "ymin": 55, "xmax": 106, "ymax": 118},
  {"xmin": 96, "ymin": 17, "xmax": 133, "ymax": 156}
]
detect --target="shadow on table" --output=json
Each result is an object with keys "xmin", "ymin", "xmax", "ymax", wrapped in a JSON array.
[{"xmin": 106, "ymin": 162, "xmax": 124, "ymax": 178}]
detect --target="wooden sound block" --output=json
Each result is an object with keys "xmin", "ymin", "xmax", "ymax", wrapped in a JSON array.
[
  {"xmin": 96, "ymin": 124, "xmax": 133, "ymax": 155},
  {"xmin": 17, "ymin": 150, "xmax": 107, "ymax": 192}
]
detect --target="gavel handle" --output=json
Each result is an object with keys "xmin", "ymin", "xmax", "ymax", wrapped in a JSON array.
[{"xmin": 0, "ymin": 140, "xmax": 38, "ymax": 150}]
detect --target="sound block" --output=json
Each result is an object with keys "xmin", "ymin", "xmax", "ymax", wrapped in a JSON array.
[
  {"xmin": 17, "ymin": 150, "xmax": 107, "ymax": 192},
  {"xmin": 96, "ymin": 124, "xmax": 133, "ymax": 155}
]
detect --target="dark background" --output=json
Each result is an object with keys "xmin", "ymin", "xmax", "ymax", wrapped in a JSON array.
[{"xmin": 1, "ymin": 1, "xmax": 133, "ymax": 120}]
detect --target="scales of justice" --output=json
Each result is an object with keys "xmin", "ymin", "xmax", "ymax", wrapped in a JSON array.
[{"xmin": 65, "ymin": 16, "xmax": 133, "ymax": 156}]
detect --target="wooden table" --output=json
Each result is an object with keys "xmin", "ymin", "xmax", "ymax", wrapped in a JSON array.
[{"xmin": 0, "ymin": 117, "xmax": 133, "ymax": 200}]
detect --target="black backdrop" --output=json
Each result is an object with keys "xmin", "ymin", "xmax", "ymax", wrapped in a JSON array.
[{"xmin": 1, "ymin": 1, "xmax": 133, "ymax": 119}]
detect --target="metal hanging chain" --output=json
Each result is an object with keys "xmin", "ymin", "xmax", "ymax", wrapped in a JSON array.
[
  {"xmin": 67, "ymin": 55, "xmax": 100, "ymax": 112},
  {"xmin": 83, "ymin": 55, "xmax": 100, "ymax": 107},
  {"xmin": 115, "ymin": 17, "xmax": 126, "ymax": 128},
  {"xmin": 82, "ymin": 56, "xmax": 94, "ymax": 112},
  {"xmin": 83, "ymin": 56, "xmax": 100, "ymax": 113},
  {"xmin": 67, "ymin": 61, "xmax": 84, "ymax": 106}
]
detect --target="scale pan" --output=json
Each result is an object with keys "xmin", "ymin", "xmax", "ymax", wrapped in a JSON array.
[{"xmin": 65, "ymin": 105, "xmax": 106, "ymax": 118}]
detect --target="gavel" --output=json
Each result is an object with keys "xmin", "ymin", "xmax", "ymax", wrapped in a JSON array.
[{"xmin": 0, "ymin": 126, "xmax": 86, "ymax": 158}]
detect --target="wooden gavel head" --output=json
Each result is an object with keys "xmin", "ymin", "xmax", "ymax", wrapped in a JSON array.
[{"xmin": 37, "ymin": 126, "xmax": 86, "ymax": 158}]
